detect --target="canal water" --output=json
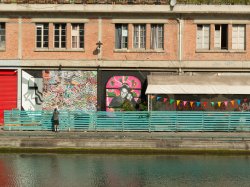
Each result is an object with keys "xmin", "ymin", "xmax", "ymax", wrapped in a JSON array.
[{"xmin": 0, "ymin": 154, "xmax": 249, "ymax": 187}]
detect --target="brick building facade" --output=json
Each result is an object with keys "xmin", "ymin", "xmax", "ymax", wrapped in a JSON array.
[{"xmin": 0, "ymin": 2, "xmax": 250, "ymax": 122}]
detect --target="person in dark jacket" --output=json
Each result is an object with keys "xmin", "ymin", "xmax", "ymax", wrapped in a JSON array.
[{"xmin": 53, "ymin": 108, "xmax": 59, "ymax": 132}]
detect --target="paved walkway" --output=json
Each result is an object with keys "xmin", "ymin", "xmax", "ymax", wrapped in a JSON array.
[{"xmin": 0, "ymin": 129, "xmax": 250, "ymax": 140}]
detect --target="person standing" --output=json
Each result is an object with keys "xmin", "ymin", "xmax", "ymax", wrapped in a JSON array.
[{"xmin": 53, "ymin": 108, "xmax": 59, "ymax": 132}]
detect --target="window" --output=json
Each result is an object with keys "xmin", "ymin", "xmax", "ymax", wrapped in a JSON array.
[
  {"xmin": 214, "ymin": 24, "xmax": 228, "ymax": 50},
  {"xmin": 71, "ymin": 24, "xmax": 84, "ymax": 49},
  {"xmin": 36, "ymin": 23, "xmax": 48, "ymax": 48},
  {"xmin": 115, "ymin": 24, "xmax": 128, "ymax": 49},
  {"xmin": 232, "ymin": 24, "xmax": 245, "ymax": 50},
  {"xmin": 133, "ymin": 24, "xmax": 146, "ymax": 49},
  {"xmin": 196, "ymin": 24, "xmax": 210, "ymax": 50},
  {"xmin": 0, "ymin": 23, "xmax": 5, "ymax": 49},
  {"xmin": 54, "ymin": 23, "xmax": 66, "ymax": 48},
  {"xmin": 151, "ymin": 24, "xmax": 164, "ymax": 49}
]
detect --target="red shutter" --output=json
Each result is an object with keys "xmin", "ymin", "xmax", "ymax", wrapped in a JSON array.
[{"xmin": 0, "ymin": 70, "xmax": 17, "ymax": 125}]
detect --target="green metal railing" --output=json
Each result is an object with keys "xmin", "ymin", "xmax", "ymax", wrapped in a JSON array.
[{"xmin": 4, "ymin": 110, "xmax": 250, "ymax": 132}]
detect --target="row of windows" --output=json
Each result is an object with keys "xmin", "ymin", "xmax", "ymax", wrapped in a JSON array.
[
  {"xmin": 197, "ymin": 24, "xmax": 246, "ymax": 50},
  {"xmin": 0, "ymin": 22, "xmax": 247, "ymax": 51},
  {"xmin": 36, "ymin": 23, "xmax": 84, "ymax": 49}
]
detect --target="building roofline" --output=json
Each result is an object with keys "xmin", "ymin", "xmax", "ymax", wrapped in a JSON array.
[{"xmin": 0, "ymin": 4, "xmax": 250, "ymax": 14}]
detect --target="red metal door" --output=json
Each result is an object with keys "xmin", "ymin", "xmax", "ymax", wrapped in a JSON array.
[{"xmin": 0, "ymin": 70, "xmax": 17, "ymax": 125}]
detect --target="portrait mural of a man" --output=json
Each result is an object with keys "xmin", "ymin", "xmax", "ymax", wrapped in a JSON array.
[{"xmin": 106, "ymin": 76, "xmax": 141, "ymax": 111}]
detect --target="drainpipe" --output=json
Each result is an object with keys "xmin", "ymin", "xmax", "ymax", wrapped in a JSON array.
[{"xmin": 176, "ymin": 17, "xmax": 183, "ymax": 75}]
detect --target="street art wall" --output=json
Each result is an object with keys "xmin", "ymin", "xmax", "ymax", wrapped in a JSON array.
[
  {"xmin": 22, "ymin": 70, "xmax": 97, "ymax": 111},
  {"xmin": 106, "ymin": 76, "xmax": 141, "ymax": 111}
]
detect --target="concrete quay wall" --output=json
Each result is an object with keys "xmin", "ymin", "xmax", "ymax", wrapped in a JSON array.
[{"xmin": 0, "ymin": 132, "xmax": 250, "ymax": 154}]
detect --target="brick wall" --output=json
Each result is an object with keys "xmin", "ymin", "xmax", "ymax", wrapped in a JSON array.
[{"xmin": 0, "ymin": 16, "xmax": 250, "ymax": 63}]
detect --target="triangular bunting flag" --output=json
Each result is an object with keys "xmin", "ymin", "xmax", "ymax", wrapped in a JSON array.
[
  {"xmin": 157, "ymin": 96, "xmax": 161, "ymax": 101},
  {"xmin": 150, "ymin": 95, "xmax": 155, "ymax": 99},
  {"xmin": 196, "ymin": 102, "xmax": 200, "ymax": 107},
  {"xmin": 176, "ymin": 100, "xmax": 181, "ymax": 106},
  {"xmin": 163, "ymin": 98, "xmax": 167, "ymax": 103},
  {"xmin": 230, "ymin": 100, "xmax": 235, "ymax": 107},
  {"xmin": 237, "ymin": 99, "xmax": 241, "ymax": 105},
  {"xmin": 190, "ymin": 101, "xmax": 194, "ymax": 107},
  {"xmin": 244, "ymin": 98, "xmax": 248, "ymax": 103},
  {"xmin": 218, "ymin": 102, "xmax": 221, "ymax": 107},
  {"xmin": 203, "ymin": 102, "xmax": 207, "ymax": 107},
  {"xmin": 170, "ymin": 99, "xmax": 175, "ymax": 105},
  {"xmin": 224, "ymin": 101, "xmax": 228, "ymax": 107},
  {"xmin": 183, "ymin": 101, "xmax": 187, "ymax": 106},
  {"xmin": 211, "ymin": 102, "xmax": 214, "ymax": 107}
]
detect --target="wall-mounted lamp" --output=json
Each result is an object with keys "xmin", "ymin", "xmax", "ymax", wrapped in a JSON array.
[{"xmin": 96, "ymin": 41, "xmax": 103, "ymax": 49}]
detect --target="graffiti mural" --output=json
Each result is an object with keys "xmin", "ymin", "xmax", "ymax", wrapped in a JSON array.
[
  {"xmin": 42, "ymin": 70, "xmax": 97, "ymax": 111},
  {"xmin": 22, "ymin": 70, "xmax": 43, "ymax": 111},
  {"xmin": 106, "ymin": 76, "xmax": 141, "ymax": 111}
]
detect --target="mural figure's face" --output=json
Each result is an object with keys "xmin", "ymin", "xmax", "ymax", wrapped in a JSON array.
[{"xmin": 121, "ymin": 88, "xmax": 129, "ymax": 99}]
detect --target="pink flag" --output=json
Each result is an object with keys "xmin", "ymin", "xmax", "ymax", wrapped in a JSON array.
[
  {"xmin": 163, "ymin": 98, "xmax": 167, "ymax": 103},
  {"xmin": 183, "ymin": 101, "xmax": 187, "ymax": 106},
  {"xmin": 224, "ymin": 101, "xmax": 228, "ymax": 107}
]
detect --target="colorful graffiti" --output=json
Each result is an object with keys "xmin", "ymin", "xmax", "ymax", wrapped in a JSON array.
[
  {"xmin": 42, "ymin": 71, "xmax": 97, "ymax": 111},
  {"xmin": 106, "ymin": 76, "xmax": 141, "ymax": 111}
]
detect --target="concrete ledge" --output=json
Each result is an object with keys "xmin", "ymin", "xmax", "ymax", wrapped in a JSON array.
[{"xmin": 0, "ymin": 134, "xmax": 250, "ymax": 154}]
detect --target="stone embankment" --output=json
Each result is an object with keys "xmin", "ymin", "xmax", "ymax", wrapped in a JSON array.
[{"xmin": 0, "ymin": 131, "xmax": 250, "ymax": 154}]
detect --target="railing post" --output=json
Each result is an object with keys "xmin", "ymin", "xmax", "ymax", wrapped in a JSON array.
[
  {"xmin": 148, "ymin": 111, "xmax": 151, "ymax": 132},
  {"xmin": 202, "ymin": 112, "xmax": 204, "ymax": 132},
  {"xmin": 122, "ymin": 112, "xmax": 124, "ymax": 132},
  {"xmin": 68, "ymin": 110, "xmax": 71, "ymax": 132},
  {"xmin": 228, "ymin": 112, "xmax": 231, "ymax": 132}
]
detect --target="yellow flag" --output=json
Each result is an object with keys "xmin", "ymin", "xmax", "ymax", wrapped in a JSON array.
[
  {"xmin": 177, "ymin": 100, "xmax": 181, "ymax": 106},
  {"xmin": 218, "ymin": 102, "xmax": 221, "ymax": 107}
]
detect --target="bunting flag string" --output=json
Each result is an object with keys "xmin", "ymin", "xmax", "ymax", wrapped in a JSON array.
[{"xmin": 150, "ymin": 96, "xmax": 249, "ymax": 109}]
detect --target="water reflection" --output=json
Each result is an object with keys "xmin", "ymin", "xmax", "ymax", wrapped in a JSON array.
[{"xmin": 0, "ymin": 154, "xmax": 249, "ymax": 187}]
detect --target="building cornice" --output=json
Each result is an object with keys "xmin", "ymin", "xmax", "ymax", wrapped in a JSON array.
[{"xmin": 0, "ymin": 4, "xmax": 250, "ymax": 14}]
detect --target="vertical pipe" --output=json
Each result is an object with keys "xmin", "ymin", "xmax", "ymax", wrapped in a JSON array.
[
  {"xmin": 18, "ymin": 17, "xmax": 22, "ymax": 59},
  {"xmin": 17, "ymin": 68, "xmax": 22, "ymax": 109},
  {"xmin": 98, "ymin": 17, "xmax": 102, "ymax": 60}
]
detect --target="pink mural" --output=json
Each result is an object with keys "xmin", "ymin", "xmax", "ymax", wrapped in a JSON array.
[{"xmin": 106, "ymin": 76, "xmax": 141, "ymax": 111}]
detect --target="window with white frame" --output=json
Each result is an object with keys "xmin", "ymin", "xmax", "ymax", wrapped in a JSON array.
[
  {"xmin": 0, "ymin": 23, "xmax": 5, "ymax": 49},
  {"xmin": 133, "ymin": 24, "xmax": 146, "ymax": 49},
  {"xmin": 151, "ymin": 24, "xmax": 164, "ymax": 49},
  {"xmin": 71, "ymin": 23, "xmax": 84, "ymax": 49},
  {"xmin": 196, "ymin": 24, "xmax": 210, "ymax": 50},
  {"xmin": 115, "ymin": 24, "xmax": 128, "ymax": 49},
  {"xmin": 214, "ymin": 24, "xmax": 228, "ymax": 50},
  {"xmin": 36, "ymin": 23, "xmax": 49, "ymax": 48},
  {"xmin": 54, "ymin": 23, "xmax": 66, "ymax": 48},
  {"xmin": 232, "ymin": 24, "xmax": 245, "ymax": 50}
]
